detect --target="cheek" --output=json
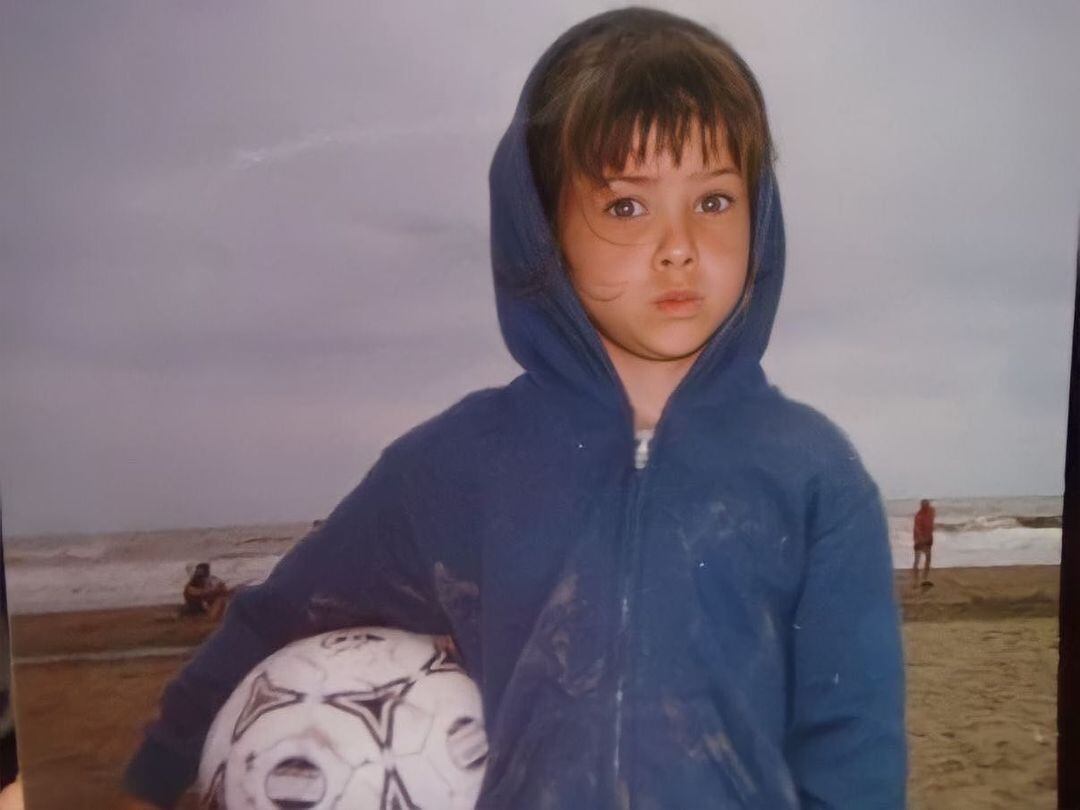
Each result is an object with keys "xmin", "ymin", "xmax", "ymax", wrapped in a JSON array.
[
  {"xmin": 558, "ymin": 195, "xmax": 646, "ymax": 302},
  {"xmin": 564, "ymin": 239, "xmax": 640, "ymax": 304},
  {"xmin": 700, "ymin": 224, "xmax": 751, "ymax": 289},
  {"xmin": 571, "ymin": 267, "xmax": 630, "ymax": 306}
]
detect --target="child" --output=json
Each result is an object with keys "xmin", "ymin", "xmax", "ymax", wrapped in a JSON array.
[{"xmin": 124, "ymin": 7, "xmax": 905, "ymax": 808}]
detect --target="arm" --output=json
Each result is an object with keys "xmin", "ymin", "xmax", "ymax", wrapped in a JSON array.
[
  {"xmin": 123, "ymin": 448, "xmax": 451, "ymax": 808},
  {"xmin": 785, "ymin": 485, "xmax": 906, "ymax": 809},
  {"xmin": 182, "ymin": 583, "xmax": 209, "ymax": 601},
  {"xmin": 0, "ymin": 779, "xmax": 21, "ymax": 810}
]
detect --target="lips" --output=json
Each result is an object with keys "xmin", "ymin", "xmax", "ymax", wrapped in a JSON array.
[
  {"xmin": 653, "ymin": 290, "xmax": 704, "ymax": 317},
  {"xmin": 653, "ymin": 289, "xmax": 703, "ymax": 304}
]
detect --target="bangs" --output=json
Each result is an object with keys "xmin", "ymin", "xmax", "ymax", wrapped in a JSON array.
[
  {"xmin": 528, "ymin": 15, "xmax": 773, "ymax": 221},
  {"xmin": 564, "ymin": 53, "xmax": 752, "ymax": 187},
  {"xmin": 571, "ymin": 102, "xmax": 734, "ymax": 188}
]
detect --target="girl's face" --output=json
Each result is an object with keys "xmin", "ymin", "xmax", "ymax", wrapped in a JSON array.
[{"xmin": 556, "ymin": 125, "xmax": 751, "ymax": 365}]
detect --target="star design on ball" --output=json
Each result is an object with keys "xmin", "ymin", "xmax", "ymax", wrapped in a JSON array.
[
  {"xmin": 232, "ymin": 672, "xmax": 306, "ymax": 743},
  {"xmin": 323, "ymin": 677, "xmax": 414, "ymax": 746}
]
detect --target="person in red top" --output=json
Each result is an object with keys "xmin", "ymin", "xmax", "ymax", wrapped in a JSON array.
[{"xmin": 913, "ymin": 498, "xmax": 936, "ymax": 586}]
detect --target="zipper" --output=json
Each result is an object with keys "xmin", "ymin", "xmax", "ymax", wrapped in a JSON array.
[
  {"xmin": 582, "ymin": 192, "xmax": 749, "ymax": 802},
  {"xmin": 612, "ymin": 428, "xmax": 654, "ymax": 798},
  {"xmin": 633, "ymin": 430, "xmax": 653, "ymax": 470}
]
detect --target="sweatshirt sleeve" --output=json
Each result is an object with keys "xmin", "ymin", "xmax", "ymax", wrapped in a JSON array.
[
  {"xmin": 784, "ymin": 475, "xmax": 907, "ymax": 809},
  {"xmin": 123, "ymin": 448, "xmax": 452, "ymax": 808}
]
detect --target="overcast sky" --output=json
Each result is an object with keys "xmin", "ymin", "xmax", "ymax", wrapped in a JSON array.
[{"xmin": 2, "ymin": 1, "xmax": 1078, "ymax": 535}]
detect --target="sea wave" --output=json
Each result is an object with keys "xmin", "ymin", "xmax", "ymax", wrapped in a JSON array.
[{"xmin": 936, "ymin": 515, "xmax": 1063, "ymax": 533}]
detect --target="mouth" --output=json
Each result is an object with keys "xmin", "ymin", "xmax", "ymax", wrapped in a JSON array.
[{"xmin": 654, "ymin": 290, "xmax": 704, "ymax": 316}]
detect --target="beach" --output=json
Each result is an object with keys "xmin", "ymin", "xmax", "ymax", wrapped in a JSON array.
[
  {"xmin": 10, "ymin": 605, "xmax": 212, "ymax": 810},
  {"xmin": 9, "ymin": 564, "xmax": 1060, "ymax": 809}
]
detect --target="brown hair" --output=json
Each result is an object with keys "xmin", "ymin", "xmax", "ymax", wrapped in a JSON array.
[{"xmin": 528, "ymin": 7, "xmax": 774, "ymax": 224}]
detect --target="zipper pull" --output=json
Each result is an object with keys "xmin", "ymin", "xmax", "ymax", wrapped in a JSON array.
[{"xmin": 634, "ymin": 428, "xmax": 654, "ymax": 471}]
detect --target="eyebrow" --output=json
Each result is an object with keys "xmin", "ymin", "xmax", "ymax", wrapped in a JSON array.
[{"xmin": 603, "ymin": 166, "xmax": 740, "ymax": 185}]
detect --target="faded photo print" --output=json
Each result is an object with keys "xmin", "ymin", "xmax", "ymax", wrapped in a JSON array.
[{"xmin": 1, "ymin": 3, "xmax": 1077, "ymax": 809}]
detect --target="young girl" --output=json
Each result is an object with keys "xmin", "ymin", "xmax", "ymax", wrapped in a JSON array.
[{"xmin": 125, "ymin": 8, "xmax": 905, "ymax": 808}]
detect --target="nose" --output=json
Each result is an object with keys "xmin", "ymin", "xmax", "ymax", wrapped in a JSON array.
[{"xmin": 653, "ymin": 215, "xmax": 697, "ymax": 273}]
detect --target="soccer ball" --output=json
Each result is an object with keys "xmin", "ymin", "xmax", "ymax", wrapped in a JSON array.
[{"xmin": 197, "ymin": 627, "xmax": 488, "ymax": 809}]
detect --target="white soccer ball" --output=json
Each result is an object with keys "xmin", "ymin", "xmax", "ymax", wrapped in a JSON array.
[{"xmin": 197, "ymin": 627, "xmax": 488, "ymax": 809}]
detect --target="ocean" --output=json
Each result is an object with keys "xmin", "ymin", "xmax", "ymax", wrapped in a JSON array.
[
  {"xmin": 3, "ymin": 497, "xmax": 1063, "ymax": 615},
  {"xmin": 885, "ymin": 496, "xmax": 1061, "ymax": 569}
]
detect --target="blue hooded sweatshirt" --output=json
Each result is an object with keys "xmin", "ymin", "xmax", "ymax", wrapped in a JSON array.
[{"xmin": 125, "ymin": 9, "xmax": 906, "ymax": 809}]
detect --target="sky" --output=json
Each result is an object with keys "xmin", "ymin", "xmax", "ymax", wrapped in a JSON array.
[{"xmin": 2, "ymin": 1, "xmax": 1078, "ymax": 535}]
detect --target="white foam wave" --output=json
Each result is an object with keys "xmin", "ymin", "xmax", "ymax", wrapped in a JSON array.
[{"xmin": 3, "ymin": 500, "xmax": 1063, "ymax": 614}]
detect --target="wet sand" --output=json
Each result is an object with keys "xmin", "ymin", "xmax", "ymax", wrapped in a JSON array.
[
  {"xmin": 11, "ymin": 606, "xmax": 215, "ymax": 810},
  {"xmin": 10, "ymin": 565, "xmax": 1061, "ymax": 809}
]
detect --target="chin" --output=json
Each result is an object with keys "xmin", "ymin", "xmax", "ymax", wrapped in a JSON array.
[{"xmin": 639, "ymin": 333, "xmax": 712, "ymax": 362}]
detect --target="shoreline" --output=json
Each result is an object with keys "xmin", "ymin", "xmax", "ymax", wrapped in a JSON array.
[
  {"xmin": 893, "ymin": 564, "xmax": 1059, "ymax": 621},
  {"xmin": 8, "ymin": 564, "xmax": 1062, "ymax": 661}
]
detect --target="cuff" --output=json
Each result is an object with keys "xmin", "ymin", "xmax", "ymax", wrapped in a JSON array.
[{"xmin": 122, "ymin": 736, "xmax": 199, "ymax": 809}]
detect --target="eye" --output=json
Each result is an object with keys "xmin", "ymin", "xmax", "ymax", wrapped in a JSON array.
[
  {"xmin": 697, "ymin": 193, "xmax": 733, "ymax": 214},
  {"xmin": 605, "ymin": 198, "xmax": 646, "ymax": 219}
]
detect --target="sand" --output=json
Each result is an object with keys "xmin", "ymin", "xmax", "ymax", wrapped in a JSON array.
[
  {"xmin": 905, "ymin": 617, "xmax": 1057, "ymax": 808},
  {"xmin": 11, "ymin": 606, "xmax": 216, "ymax": 810},
  {"xmin": 9, "ymin": 565, "xmax": 1061, "ymax": 809}
]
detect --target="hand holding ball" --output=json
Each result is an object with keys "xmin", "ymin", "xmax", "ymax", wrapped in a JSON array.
[{"xmin": 198, "ymin": 628, "xmax": 487, "ymax": 809}]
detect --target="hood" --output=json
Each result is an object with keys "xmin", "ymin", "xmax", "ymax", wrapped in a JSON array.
[{"xmin": 488, "ymin": 8, "xmax": 785, "ymax": 419}]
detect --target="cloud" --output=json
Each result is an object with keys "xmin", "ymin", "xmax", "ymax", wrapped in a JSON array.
[
  {"xmin": 230, "ymin": 114, "xmax": 505, "ymax": 171},
  {"xmin": 2, "ymin": 0, "xmax": 1078, "ymax": 533}
]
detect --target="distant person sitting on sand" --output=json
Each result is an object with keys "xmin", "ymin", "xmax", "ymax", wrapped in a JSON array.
[
  {"xmin": 181, "ymin": 562, "xmax": 229, "ymax": 621},
  {"xmin": 913, "ymin": 499, "xmax": 936, "ymax": 587}
]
